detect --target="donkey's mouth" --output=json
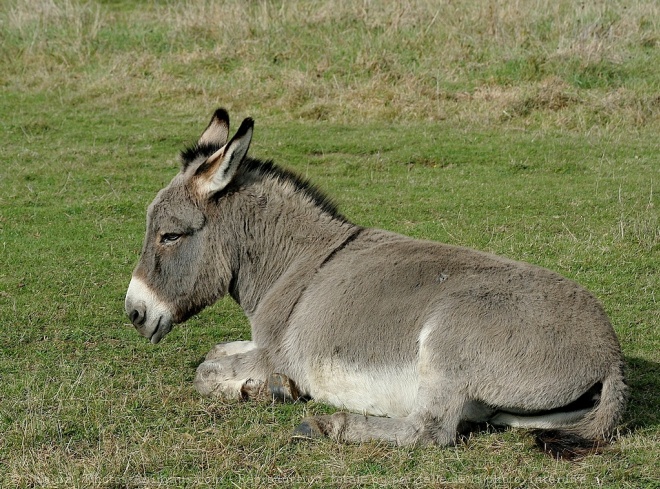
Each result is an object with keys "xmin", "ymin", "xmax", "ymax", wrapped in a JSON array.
[{"xmin": 150, "ymin": 318, "xmax": 173, "ymax": 344}]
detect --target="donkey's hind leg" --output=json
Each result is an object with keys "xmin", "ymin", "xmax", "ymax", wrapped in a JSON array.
[
  {"xmin": 294, "ymin": 412, "xmax": 421, "ymax": 445},
  {"xmin": 294, "ymin": 374, "xmax": 469, "ymax": 446},
  {"xmin": 294, "ymin": 392, "xmax": 468, "ymax": 446}
]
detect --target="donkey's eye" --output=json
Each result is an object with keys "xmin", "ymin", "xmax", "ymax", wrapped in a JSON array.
[{"xmin": 160, "ymin": 233, "xmax": 182, "ymax": 245}]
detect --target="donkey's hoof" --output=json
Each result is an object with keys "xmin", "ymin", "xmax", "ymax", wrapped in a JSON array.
[
  {"xmin": 267, "ymin": 373, "xmax": 302, "ymax": 403},
  {"xmin": 292, "ymin": 418, "xmax": 325, "ymax": 441},
  {"xmin": 240, "ymin": 378, "xmax": 267, "ymax": 400}
]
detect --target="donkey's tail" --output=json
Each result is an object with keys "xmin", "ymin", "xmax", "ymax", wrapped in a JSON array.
[
  {"xmin": 570, "ymin": 360, "xmax": 628, "ymax": 440},
  {"xmin": 534, "ymin": 360, "xmax": 628, "ymax": 459}
]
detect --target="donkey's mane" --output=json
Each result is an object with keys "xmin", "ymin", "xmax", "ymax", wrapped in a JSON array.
[
  {"xmin": 180, "ymin": 142, "xmax": 222, "ymax": 167},
  {"xmin": 181, "ymin": 141, "xmax": 345, "ymax": 222},
  {"xmin": 242, "ymin": 158, "xmax": 346, "ymax": 222}
]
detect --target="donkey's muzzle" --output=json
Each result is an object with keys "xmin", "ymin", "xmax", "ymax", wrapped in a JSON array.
[{"xmin": 125, "ymin": 276, "xmax": 175, "ymax": 344}]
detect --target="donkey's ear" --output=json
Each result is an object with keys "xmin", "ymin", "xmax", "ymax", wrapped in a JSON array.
[
  {"xmin": 198, "ymin": 108, "xmax": 230, "ymax": 146},
  {"xmin": 199, "ymin": 118, "xmax": 254, "ymax": 195}
]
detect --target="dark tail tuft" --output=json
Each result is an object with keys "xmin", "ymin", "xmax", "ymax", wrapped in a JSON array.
[{"xmin": 532, "ymin": 429, "xmax": 605, "ymax": 461}]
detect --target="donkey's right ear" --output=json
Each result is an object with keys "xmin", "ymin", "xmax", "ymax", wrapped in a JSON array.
[
  {"xmin": 198, "ymin": 108, "xmax": 230, "ymax": 147},
  {"xmin": 197, "ymin": 117, "xmax": 254, "ymax": 196}
]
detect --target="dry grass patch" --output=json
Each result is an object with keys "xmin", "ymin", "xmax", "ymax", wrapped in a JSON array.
[{"xmin": 2, "ymin": 0, "xmax": 658, "ymax": 128}]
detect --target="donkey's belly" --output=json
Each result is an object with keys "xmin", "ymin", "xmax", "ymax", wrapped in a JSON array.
[{"xmin": 304, "ymin": 362, "xmax": 419, "ymax": 417}]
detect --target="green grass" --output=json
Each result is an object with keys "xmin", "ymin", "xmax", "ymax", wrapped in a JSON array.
[{"xmin": 0, "ymin": 0, "xmax": 658, "ymax": 487}]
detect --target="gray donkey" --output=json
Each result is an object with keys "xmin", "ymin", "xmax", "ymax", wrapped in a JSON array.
[{"xmin": 125, "ymin": 109, "xmax": 627, "ymax": 455}]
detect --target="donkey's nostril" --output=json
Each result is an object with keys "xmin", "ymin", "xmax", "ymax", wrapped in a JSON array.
[{"xmin": 129, "ymin": 304, "xmax": 146, "ymax": 327}]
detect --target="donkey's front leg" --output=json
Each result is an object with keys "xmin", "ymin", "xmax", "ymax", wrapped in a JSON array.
[
  {"xmin": 195, "ymin": 348, "xmax": 268, "ymax": 399},
  {"xmin": 194, "ymin": 349, "xmax": 303, "ymax": 403}
]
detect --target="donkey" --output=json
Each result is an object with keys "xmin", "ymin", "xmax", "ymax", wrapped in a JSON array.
[{"xmin": 125, "ymin": 108, "xmax": 627, "ymax": 454}]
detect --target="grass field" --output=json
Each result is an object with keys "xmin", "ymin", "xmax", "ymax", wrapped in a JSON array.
[{"xmin": 0, "ymin": 0, "xmax": 658, "ymax": 487}]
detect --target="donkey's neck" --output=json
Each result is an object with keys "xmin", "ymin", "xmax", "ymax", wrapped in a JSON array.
[{"xmin": 219, "ymin": 176, "xmax": 359, "ymax": 317}]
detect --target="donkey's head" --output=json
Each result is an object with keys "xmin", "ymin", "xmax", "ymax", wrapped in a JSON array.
[{"xmin": 125, "ymin": 109, "xmax": 253, "ymax": 343}]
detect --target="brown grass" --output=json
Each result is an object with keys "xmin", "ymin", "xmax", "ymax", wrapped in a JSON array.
[{"xmin": 2, "ymin": 0, "xmax": 658, "ymax": 128}]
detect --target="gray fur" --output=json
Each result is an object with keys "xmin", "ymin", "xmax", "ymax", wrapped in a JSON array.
[{"xmin": 125, "ymin": 109, "xmax": 627, "ymax": 449}]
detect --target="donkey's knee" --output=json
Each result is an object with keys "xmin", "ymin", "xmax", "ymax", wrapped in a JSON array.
[
  {"xmin": 418, "ymin": 414, "xmax": 461, "ymax": 447},
  {"xmin": 417, "ymin": 398, "xmax": 468, "ymax": 446},
  {"xmin": 413, "ymin": 376, "xmax": 470, "ymax": 446}
]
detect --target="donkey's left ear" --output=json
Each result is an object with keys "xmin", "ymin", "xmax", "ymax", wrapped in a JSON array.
[
  {"xmin": 198, "ymin": 108, "xmax": 230, "ymax": 146},
  {"xmin": 198, "ymin": 118, "xmax": 254, "ymax": 195}
]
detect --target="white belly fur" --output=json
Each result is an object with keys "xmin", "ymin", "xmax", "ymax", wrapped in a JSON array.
[
  {"xmin": 306, "ymin": 362, "xmax": 419, "ymax": 418},
  {"xmin": 490, "ymin": 409, "xmax": 590, "ymax": 429}
]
